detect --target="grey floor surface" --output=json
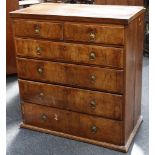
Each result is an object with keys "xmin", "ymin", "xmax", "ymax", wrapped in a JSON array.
[{"xmin": 6, "ymin": 57, "xmax": 149, "ymax": 155}]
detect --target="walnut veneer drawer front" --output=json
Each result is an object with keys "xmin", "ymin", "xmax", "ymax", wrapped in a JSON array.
[
  {"xmin": 19, "ymin": 80, "xmax": 123, "ymax": 120},
  {"xmin": 64, "ymin": 23, "xmax": 124, "ymax": 45},
  {"xmin": 17, "ymin": 58, "xmax": 124, "ymax": 93},
  {"xmin": 15, "ymin": 38, "xmax": 124, "ymax": 68},
  {"xmin": 22, "ymin": 102, "xmax": 123, "ymax": 145},
  {"xmin": 13, "ymin": 20, "xmax": 63, "ymax": 40}
]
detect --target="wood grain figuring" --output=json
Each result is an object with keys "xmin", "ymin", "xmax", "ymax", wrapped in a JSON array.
[
  {"xmin": 64, "ymin": 23, "xmax": 124, "ymax": 45},
  {"xmin": 21, "ymin": 116, "xmax": 142, "ymax": 152},
  {"xmin": 17, "ymin": 58, "xmax": 124, "ymax": 93},
  {"xmin": 19, "ymin": 80, "xmax": 123, "ymax": 120},
  {"xmin": 95, "ymin": 0, "xmax": 144, "ymax": 6},
  {"xmin": 123, "ymin": 17, "xmax": 136, "ymax": 145},
  {"xmin": 123, "ymin": 14, "xmax": 144, "ymax": 144},
  {"xmin": 13, "ymin": 20, "xmax": 63, "ymax": 40},
  {"xmin": 15, "ymin": 38, "xmax": 124, "ymax": 68},
  {"xmin": 10, "ymin": 3, "xmax": 145, "ymax": 25},
  {"xmin": 22, "ymin": 102, "xmax": 123, "ymax": 145},
  {"xmin": 133, "ymin": 14, "xmax": 144, "ymax": 126}
]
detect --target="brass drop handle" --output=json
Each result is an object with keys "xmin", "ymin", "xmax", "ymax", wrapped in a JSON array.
[
  {"xmin": 90, "ymin": 75, "xmax": 96, "ymax": 82},
  {"xmin": 39, "ymin": 92, "xmax": 44, "ymax": 97},
  {"xmin": 36, "ymin": 47, "xmax": 42, "ymax": 55},
  {"xmin": 41, "ymin": 114, "xmax": 47, "ymax": 121},
  {"xmin": 91, "ymin": 125, "xmax": 97, "ymax": 133},
  {"xmin": 37, "ymin": 67, "xmax": 43, "ymax": 74},
  {"xmin": 34, "ymin": 25, "xmax": 40, "ymax": 34},
  {"xmin": 89, "ymin": 32, "xmax": 96, "ymax": 41},
  {"xmin": 89, "ymin": 52, "xmax": 96, "ymax": 60},
  {"xmin": 90, "ymin": 101, "xmax": 96, "ymax": 109}
]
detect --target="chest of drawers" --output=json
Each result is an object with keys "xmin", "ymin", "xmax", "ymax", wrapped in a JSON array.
[{"xmin": 10, "ymin": 3, "xmax": 145, "ymax": 152}]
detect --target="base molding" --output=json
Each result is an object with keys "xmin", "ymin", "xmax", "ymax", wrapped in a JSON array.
[{"xmin": 20, "ymin": 116, "xmax": 143, "ymax": 152}]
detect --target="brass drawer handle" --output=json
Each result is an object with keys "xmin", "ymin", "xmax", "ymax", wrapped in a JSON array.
[
  {"xmin": 91, "ymin": 125, "xmax": 97, "ymax": 133},
  {"xmin": 39, "ymin": 92, "xmax": 44, "ymax": 97},
  {"xmin": 89, "ymin": 32, "xmax": 96, "ymax": 41},
  {"xmin": 90, "ymin": 75, "xmax": 96, "ymax": 82},
  {"xmin": 34, "ymin": 25, "xmax": 40, "ymax": 34},
  {"xmin": 41, "ymin": 114, "xmax": 47, "ymax": 121},
  {"xmin": 37, "ymin": 67, "xmax": 43, "ymax": 74},
  {"xmin": 89, "ymin": 52, "xmax": 96, "ymax": 60},
  {"xmin": 36, "ymin": 47, "xmax": 42, "ymax": 55},
  {"xmin": 90, "ymin": 101, "xmax": 96, "ymax": 109}
]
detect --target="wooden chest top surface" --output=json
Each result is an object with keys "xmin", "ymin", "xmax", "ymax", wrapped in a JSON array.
[{"xmin": 10, "ymin": 3, "xmax": 145, "ymax": 24}]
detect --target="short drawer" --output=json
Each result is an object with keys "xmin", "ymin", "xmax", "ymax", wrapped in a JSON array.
[
  {"xmin": 17, "ymin": 58, "xmax": 124, "ymax": 93},
  {"xmin": 13, "ymin": 20, "xmax": 63, "ymax": 40},
  {"xmin": 22, "ymin": 102, "xmax": 123, "ymax": 145},
  {"xmin": 19, "ymin": 80, "xmax": 123, "ymax": 120},
  {"xmin": 15, "ymin": 38, "xmax": 124, "ymax": 68},
  {"xmin": 64, "ymin": 23, "xmax": 124, "ymax": 45}
]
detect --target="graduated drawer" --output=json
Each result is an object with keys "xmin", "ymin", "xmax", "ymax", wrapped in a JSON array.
[
  {"xmin": 17, "ymin": 58, "xmax": 124, "ymax": 93},
  {"xmin": 19, "ymin": 80, "xmax": 123, "ymax": 120},
  {"xmin": 22, "ymin": 102, "xmax": 123, "ymax": 145},
  {"xmin": 13, "ymin": 20, "xmax": 63, "ymax": 40},
  {"xmin": 15, "ymin": 38, "xmax": 124, "ymax": 68},
  {"xmin": 64, "ymin": 22, "xmax": 124, "ymax": 45}
]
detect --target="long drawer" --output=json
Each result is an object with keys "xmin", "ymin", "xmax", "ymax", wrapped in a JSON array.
[
  {"xmin": 19, "ymin": 80, "xmax": 123, "ymax": 120},
  {"xmin": 64, "ymin": 22, "xmax": 124, "ymax": 45},
  {"xmin": 13, "ymin": 20, "xmax": 63, "ymax": 40},
  {"xmin": 17, "ymin": 58, "xmax": 124, "ymax": 93},
  {"xmin": 15, "ymin": 38, "xmax": 124, "ymax": 68},
  {"xmin": 22, "ymin": 102, "xmax": 123, "ymax": 145}
]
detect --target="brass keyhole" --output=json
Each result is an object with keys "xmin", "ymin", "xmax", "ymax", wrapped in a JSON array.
[
  {"xmin": 90, "ymin": 75, "xmax": 96, "ymax": 82},
  {"xmin": 37, "ymin": 67, "xmax": 43, "ymax": 74},
  {"xmin": 36, "ymin": 47, "xmax": 42, "ymax": 55},
  {"xmin": 90, "ymin": 101, "xmax": 96, "ymax": 109},
  {"xmin": 39, "ymin": 92, "xmax": 44, "ymax": 97},
  {"xmin": 34, "ymin": 25, "xmax": 40, "ymax": 34},
  {"xmin": 89, "ymin": 32, "xmax": 96, "ymax": 41},
  {"xmin": 91, "ymin": 125, "xmax": 97, "ymax": 133},
  {"xmin": 41, "ymin": 114, "xmax": 47, "ymax": 121},
  {"xmin": 89, "ymin": 52, "xmax": 96, "ymax": 60}
]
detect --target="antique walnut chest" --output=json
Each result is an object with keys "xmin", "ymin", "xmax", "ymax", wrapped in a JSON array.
[{"xmin": 10, "ymin": 3, "xmax": 145, "ymax": 152}]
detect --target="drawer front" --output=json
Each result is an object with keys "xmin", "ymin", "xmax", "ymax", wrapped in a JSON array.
[
  {"xmin": 64, "ymin": 23, "xmax": 124, "ymax": 45},
  {"xmin": 22, "ymin": 102, "xmax": 123, "ymax": 145},
  {"xmin": 19, "ymin": 80, "xmax": 123, "ymax": 120},
  {"xmin": 15, "ymin": 38, "xmax": 124, "ymax": 68},
  {"xmin": 13, "ymin": 20, "xmax": 63, "ymax": 40},
  {"xmin": 17, "ymin": 58, "xmax": 124, "ymax": 93}
]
